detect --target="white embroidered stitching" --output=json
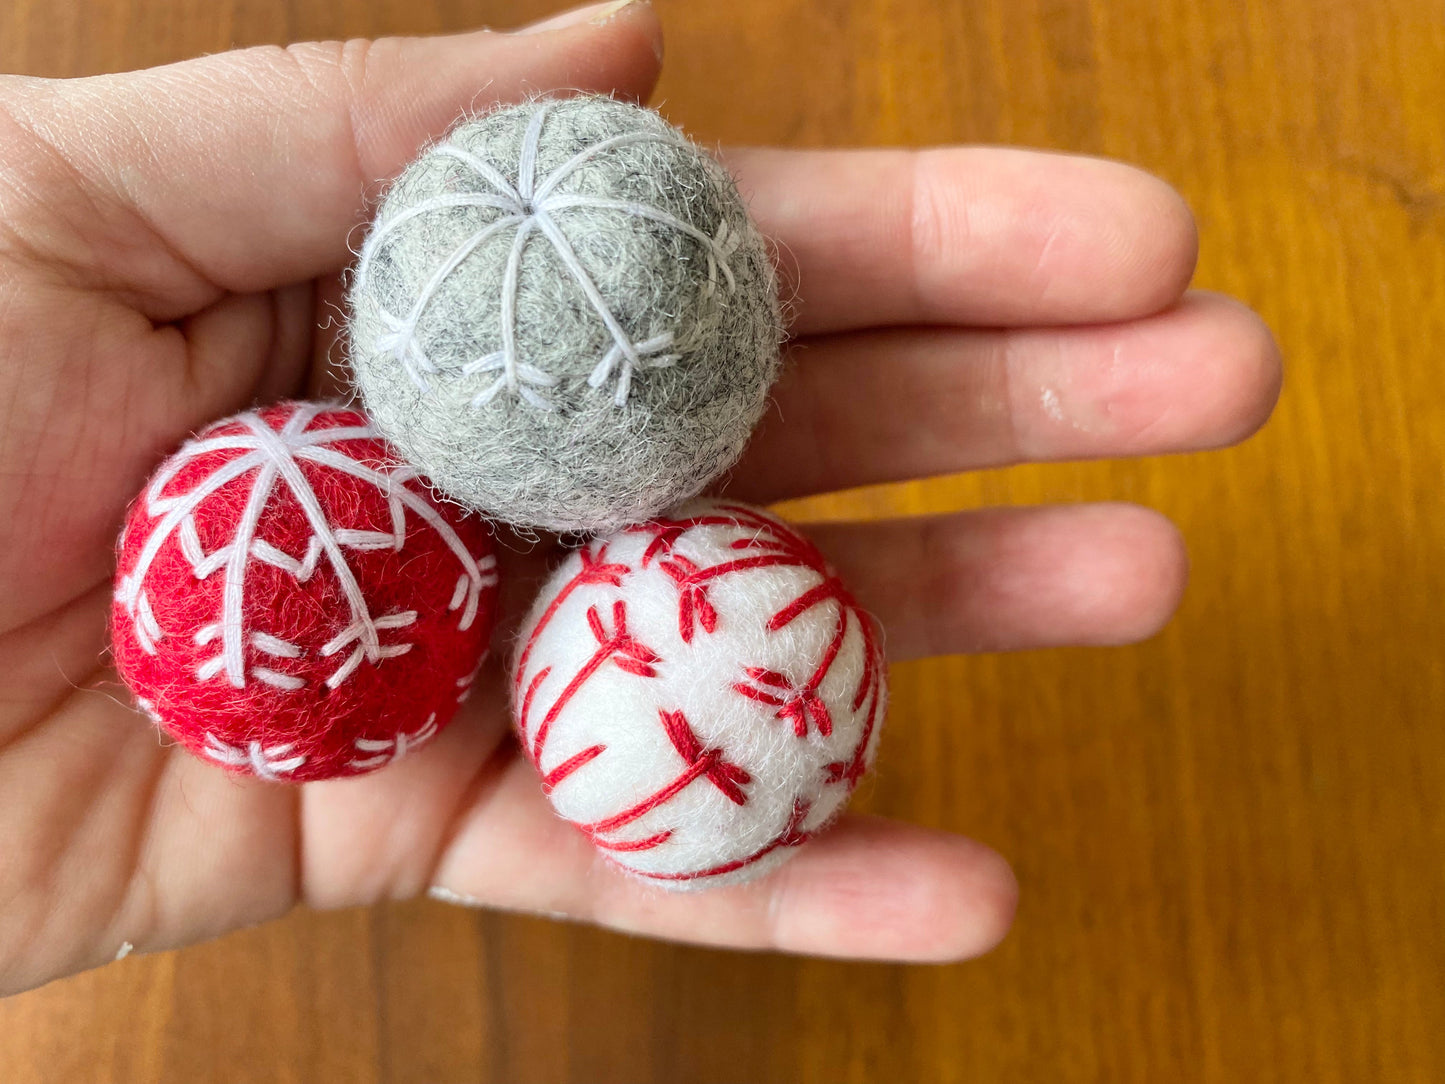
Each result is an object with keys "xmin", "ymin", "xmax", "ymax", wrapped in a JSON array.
[
  {"xmin": 455, "ymin": 652, "xmax": 487, "ymax": 703},
  {"xmin": 201, "ymin": 732, "xmax": 307, "ymax": 780},
  {"xmin": 250, "ymin": 537, "xmax": 323, "ymax": 581},
  {"xmin": 117, "ymin": 407, "xmax": 493, "ymax": 693},
  {"xmin": 251, "ymin": 633, "xmax": 301, "ymax": 658},
  {"xmin": 346, "ymin": 713, "xmax": 439, "ymax": 769},
  {"xmin": 292, "ymin": 448, "xmax": 497, "ymax": 631},
  {"xmin": 251, "ymin": 668, "xmax": 306, "ymax": 691},
  {"xmin": 354, "ymin": 103, "xmax": 740, "ymax": 409}
]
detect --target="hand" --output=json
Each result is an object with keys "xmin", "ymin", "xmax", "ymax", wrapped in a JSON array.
[{"xmin": 0, "ymin": 0, "xmax": 1279, "ymax": 995}]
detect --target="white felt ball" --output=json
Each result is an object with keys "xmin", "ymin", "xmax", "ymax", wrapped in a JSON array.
[
  {"xmin": 348, "ymin": 95, "xmax": 781, "ymax": 533},
  {"xmin": 511, "ymin": 500, "xmax": 887, "ymax": 889}
]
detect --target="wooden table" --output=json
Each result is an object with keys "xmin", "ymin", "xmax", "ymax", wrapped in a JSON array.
[{"xmin": 2, "ymin": 0, "xmax": 1442, "ymax": 1079}]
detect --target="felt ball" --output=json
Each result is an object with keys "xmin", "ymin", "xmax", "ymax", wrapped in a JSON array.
[
  {"xmin": 348, "ymin": 94, "xmax": 782, "ymax": 533},
  {"xmin": 511, "ymin": 500, "xmax": 886, "ymax": 888},
  {"xmin": 111, "ymin": 402, "xmax": 499, "ymax": 783}
]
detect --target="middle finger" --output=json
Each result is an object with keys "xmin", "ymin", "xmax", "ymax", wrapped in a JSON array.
[{"xmin": 729, "ymin": 291, "xmax": 1281, "ymax": 502}]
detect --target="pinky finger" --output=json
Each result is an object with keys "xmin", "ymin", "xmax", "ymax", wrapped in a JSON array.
[{"xmin": 428, "ymin": 756, "xmax": 1017, "ymax": 963}]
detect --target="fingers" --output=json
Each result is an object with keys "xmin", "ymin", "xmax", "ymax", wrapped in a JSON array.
[
  {"xmin": 727, "ymin": 145, "xmax": 1198, "ymax": 333},
  {"xmin": 0, "ymin": 1, "xmax": 663, "ymax": 314},
  {"xmin": 732, "ymin": 291, "xmax": 1282, "ymax": 501},
  {"xmin": 299, "ymin": 670, "xmax": 514, "ymax": 908},
  {"xmin": 0, "ymin": 690, "xmax": 296, "ymax": 995},
  {"xmin": 181, "ymin": 281, "xmax": 318, "ymax": 405},
  {"xmin": 807, "ymin": 504, "xmax": 1190, "ymax": 659},
  {"xmin": 428, "ymin": 755, "xmax": 1018, "ymax": 963},
  {"xmin": 421, "ymin": 501, "xmax": 1183, "ymax": 960}
]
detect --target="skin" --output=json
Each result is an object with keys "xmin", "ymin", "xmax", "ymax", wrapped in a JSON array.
[{"xmin": 0, "ymin": 0, "xmax": 1281, "ymax": 996}]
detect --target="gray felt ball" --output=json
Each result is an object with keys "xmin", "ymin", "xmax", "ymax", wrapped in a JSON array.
[{"xmin": 347, "ymin": 95, "xmax": 782, "ymax": 533}]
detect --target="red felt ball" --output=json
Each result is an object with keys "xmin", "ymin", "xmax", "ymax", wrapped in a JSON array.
[{"xmin": 111, "ymin": 401, "xmax": 498, "ymax": 782}]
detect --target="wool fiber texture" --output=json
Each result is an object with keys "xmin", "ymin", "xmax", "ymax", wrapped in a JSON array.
[
  {"xmin": 348, "ymin": 95, "xmax": 782, "ymax": 533},
  {"xmin": 111, "ymin": 402, "xmax": 499, "ymax": 783},
  {"xmin": 511, "ymin": 500, "xmax": 886, "ymax": 889}
]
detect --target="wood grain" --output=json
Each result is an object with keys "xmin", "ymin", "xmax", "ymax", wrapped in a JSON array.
[{"xmin": 2, "ymin": 0, "xmax": 1443, "ymax": 1080}]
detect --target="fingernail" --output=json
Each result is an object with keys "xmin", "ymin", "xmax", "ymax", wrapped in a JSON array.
[{"xmin": 515, "ymin": 0, "xmax": 647, "ymax": 34}]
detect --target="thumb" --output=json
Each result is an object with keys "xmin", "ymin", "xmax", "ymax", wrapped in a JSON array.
[{"xmin": 0, "ymin": 0, "xmax": 663, "ymax": 313}]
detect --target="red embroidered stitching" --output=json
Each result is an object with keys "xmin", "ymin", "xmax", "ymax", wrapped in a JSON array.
[
  {"xmin": 517, "ymin": 504, "xmax": 886, "ymax": 881},
  {"xmin": 526, "ymin": 599, "xmax": 658, "ymax": 762},
  {"xmin": 512, "ymin": 542, "xmax": 629, "ymax": 701},
  {"xmin": 577, "ymin": 709, "xmax": 752, "ymax": 851},
  {"xmin": 592, "ymin": 829, "xmax": 674, "ymax": 853},
  {"xmin": 734, "ymin": 666, "xmax": 834, "ymax": 737},
  {"xmin": 629, "ymin": 798, "xmax": 813, "ymax": 883},
  {"xmin": 540, "ymin": 743, "xmax": 604, "ymax": 792},
  {"xmin": 657, "ymin": 554, "xmax": 718, "ymax": 642},
  {"xmin": 641, "ymin": 507, "xmax": 880, "ymax": 770},
  {"xmin": 659, "ymin": 709, "xmax": 752, "ymax": 804}
]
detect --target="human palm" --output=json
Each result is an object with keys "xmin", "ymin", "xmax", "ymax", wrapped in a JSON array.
[{"xmin": 0, "ymin": 3, "xmax": 1279, "ymax": 995}]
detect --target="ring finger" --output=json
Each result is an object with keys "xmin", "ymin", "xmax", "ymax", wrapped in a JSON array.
[{"xmin": 808, "ymin": 502, "xmax": 1190, "ymax": 659}]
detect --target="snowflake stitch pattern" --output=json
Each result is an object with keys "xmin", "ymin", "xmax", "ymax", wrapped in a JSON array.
[
  {"xmin": 112, "ymin": 403, "xmax": 499, "ymax": 783},
  {"xmin": 512, "ymin": 500, "xmax": 886, "ymax": 886},
  {"xmin": 354, "ymin": 99, "xmax": 741, "ymax": 409}
]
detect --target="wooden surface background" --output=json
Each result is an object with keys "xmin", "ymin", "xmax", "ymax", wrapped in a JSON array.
[{"xmin": 2, "ymin": 0, "xmax": 1443, "ymax": 1080}]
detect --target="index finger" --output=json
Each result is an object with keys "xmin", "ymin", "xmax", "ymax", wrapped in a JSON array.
[{"xmin": 726, "ymin": 146, "xmax": 1199, "ymax": 334}]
